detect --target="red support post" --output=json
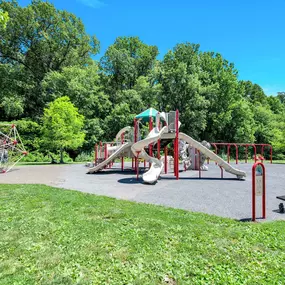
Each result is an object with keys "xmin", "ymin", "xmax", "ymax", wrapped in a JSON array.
[
  {"xmin": 234, "ymin": 144, "xmax": 238, "ymax": 164},
  {"xmin": 270, "ymin": 146, "xmax": 273, "ymax": 164},
  {"xmin": 134, "ymin": 119, "xmax": 138, "ymax": 172},
  {"xmin": 198, "ymin": 150, "xmax": 201, "ymax": 179},
  {"xmin": 175, "ymin": 110, "xmax": 179, "ymax": 180},
  {"xmin": 94, "ymin": 144, "xmax": 98, "ymax": 164},
  {"xmin": 220, "ymin": 166, "xmax": 223, "ymax": 179},
  {"xmin": 253, "ymin": 145, "xmax": 257, "ymax": 162},
  {"xmin": 245, "ymin": 145, "xmax": 248, "ymax": 163},
  {"xmin": 227, "ymin": 144, "xmax": 230, "ymax": 163},
  {"xmin": 212, "ymin": 143, "xmax": 218, "ymax": 165},
  {"xmin": 164, "ymin": 146, "xmax": 168, "ymax": 174},
  {"xmin": 149, "ymin": 116, "xmax": 153, "ymax": 168},
  {"xmin": 104, "ymin": 143, "xmax": 108, "ymax": 169},
  {"xmin": 121, "ymin": 133, "xmax": 124, "ymax": 171},
  {"xmin": 136, "ymin": 152, "xmax": 140, "ymax": 180},
  {"xmin": 100, "ymin": 141, "xmax": 102, "ymax": 160}
]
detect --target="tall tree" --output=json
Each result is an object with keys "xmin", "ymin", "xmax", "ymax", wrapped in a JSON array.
[
  {"xmin": 42, "ymin": 96, "xmax": 85, "ymax": 163},
  {"xmin": 0, "ymin": 0, "xmax": 99, "ymax": 117},
  {"xmin": 159, "ymin": 43, "xmax": 210, "ymax": 139},
  {"xmin": 100, "ymin": 36, "xmax": 158, "ymax": 96}
]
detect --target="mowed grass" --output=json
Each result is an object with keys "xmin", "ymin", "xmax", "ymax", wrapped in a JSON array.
[{"xmin": 0, "ymin": 185, "xmax": 285, "ymax": 285}]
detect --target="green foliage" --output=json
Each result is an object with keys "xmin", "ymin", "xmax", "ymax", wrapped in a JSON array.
[
  {"xmin": 0, "ymin": 8, "xmax": 9, "ymax": 29},
  {"xmin": 100, "ymin": 36, "xmax": 158, "ymax": 93},
  {"xmin": 42, "ymin": 64, "xmax": 111, "ymax": 119},
  {"xmin": 1, "ymin": 1, "xmax": 285, "ymax": 159},
  {"xmin": 1, "ymin": 184, "xmax": 285, "ymax": 284},
  {"xmin": 0, "ymin": 0, "xmax": 99, "ymax": 117},
  {"xmin": 74, "ymin": 151, "xmax": 94, "ymax": 162},
  {"xmin": 42, "ymin": 96, "xmax": 85, "ymax": 162},
  {"xmin": 104, "ymin": 103, "xmax": 135, "ymax": 140}
]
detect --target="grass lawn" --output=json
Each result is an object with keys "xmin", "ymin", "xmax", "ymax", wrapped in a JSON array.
[{"xmin": 0, "ymin": 185, "xmax": 285, "ymax": 285}]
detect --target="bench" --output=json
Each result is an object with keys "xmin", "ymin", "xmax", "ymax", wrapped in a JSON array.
[{"xmin": 276, "ymin": 196, "xmax": 285, "ymax": 213}]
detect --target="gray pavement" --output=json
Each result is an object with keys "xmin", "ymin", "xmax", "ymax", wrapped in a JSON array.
[{"xmin": 1, "ymin": 162, "xmax": 285, "ymax": 221}]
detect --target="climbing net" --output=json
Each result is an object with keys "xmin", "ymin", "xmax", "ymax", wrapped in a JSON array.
[{"xmin": 0, "ymin": 124, "xmax": 27, "ymax": 173}]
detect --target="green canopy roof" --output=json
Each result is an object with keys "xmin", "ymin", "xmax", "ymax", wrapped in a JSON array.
[{"xmin": 135, "ymin": 108, "xmax": 159, "ymax": 122}]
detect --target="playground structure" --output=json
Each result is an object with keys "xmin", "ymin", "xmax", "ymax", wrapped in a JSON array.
[
  {"xmin": 88, "ymin": 108, "xmax": 247, "ymax": 183},
  {"xmin": 0, "ymin": 124, "xmax": 27, "ymax": 173},
  {"xmin": 209, "ymin": 143, "xmax": 273, "ymax": 164}
]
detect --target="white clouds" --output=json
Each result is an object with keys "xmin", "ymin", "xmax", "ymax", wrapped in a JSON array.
[{"xmin": 76, "ymin": 0, "xmax": 105, "ymax": 8}]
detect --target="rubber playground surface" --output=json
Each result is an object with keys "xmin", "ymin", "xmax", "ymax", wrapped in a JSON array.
[{"xmin": 1, "ymin": 162, "xmax": 284, "ymax": 221}]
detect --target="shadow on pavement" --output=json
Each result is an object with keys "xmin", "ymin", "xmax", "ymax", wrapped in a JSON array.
[
  {"xmin": 161, "ymin": 176, "xmax": 243, "ymax": 181},
  {"xmin": 117, "ymin": 177, "xmax": 145, "ymax": 184}
]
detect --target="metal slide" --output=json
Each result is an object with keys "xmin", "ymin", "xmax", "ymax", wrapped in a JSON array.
[
  {"xmin": 131, "ymin": 126, "xmax": 168, "ymax": 183},
  {"xmin": 87, "ymin": 142, "xmax": 132, "ymax": 174},
  {"xmin": 179, "ymin": 133, "xmax": 246, "ymax": 179}
]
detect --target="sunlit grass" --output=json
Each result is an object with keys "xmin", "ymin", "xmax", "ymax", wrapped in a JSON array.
[{"xmin": 0, "ymin": 184, "xmax": 285, "ymax": 284}]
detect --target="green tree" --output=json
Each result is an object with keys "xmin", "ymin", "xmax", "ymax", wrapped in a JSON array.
[
  {"xmin": 42, "ymin": 64, "xmax": 111, "ymax": 150},
  {"xmin": 159, "ymin": 43, "xmax": 209, "ymax": 139},
  {"xmin": 42, "ymin": 96, "xmax": 85, "ymax": 163},
  {"xmin": 42, "ymin": 64, "xmax": 111, "ymax": 119},
  {"xmin": 239, "ymin": 80, "xmax": 267, "ymax": 104},
  {"xmin": 199, "ymin": 52, "xmax": 241, "ymax": 141},
  {"xmin": 100, "ymin": 36, "xmax": 158, "ymax": 96},
  {"xmin": 0, "ymin": 0, "xmax": 99, "ymax": 117}
]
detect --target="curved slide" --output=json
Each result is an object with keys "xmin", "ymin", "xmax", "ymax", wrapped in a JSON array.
[
  {"xmin": 178, "ymin": 133, "xmax": 246, "ymax": 179},
  {"xmin": 131, "ymin": 126, "xmax": 168, "ymax": 184},
  {"xmin": 87, "ymin": 142, "xmax": 132, "ymax": 174}
]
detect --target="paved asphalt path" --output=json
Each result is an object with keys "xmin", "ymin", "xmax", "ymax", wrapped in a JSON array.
[{"xmin": 1, "ymin": 162, "xmax": 285, "ymax": 221}]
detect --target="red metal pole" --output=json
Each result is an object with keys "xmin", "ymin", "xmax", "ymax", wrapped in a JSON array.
[
  {"xmin": 262, "ymin": 163, "xmax": 266, "ymax": 219},
  {"xmin": 173, "ymin": 136, "xmax": 176, "ymax": 176},
  {"xmin": 252, "ymin": 164, "xmax": 256, "ymax": 222},
  {"xmin": 245, "ymin": 144, "xmax": 248, "ymax": 163},
  {"xmin": 132, "ymin": 158, "xmax": 134, "ymax": 169},
  {"xmin": 164, "ymin": 146, "xmax": 168, "ymax": 174},
  {"xmin": 227, "ymin": 144, "xmax": 230, "ymax": 163},
  {"xmin": 198, "ymin": 150, "xmax": 201, "ymax": 179},
  {"xmin": 100, "ymin": 141, "xmax": 102, "ymax": 160},
  {"xmin": 136, "ymin": 153, "xmax": 140, "ymax": 180},
  {"xmin": 235, "ymin": 144, "xmax": 238, "ymax": 164},
  {"xmin": 212, "ymin": 143, "xmax": 218, "ymax": 165},
  {"xmin": 134, "ymin": 119, "xmax": 138, "ymax": 172},
  {"xmin": 121, "ymin": 133, "xmax": 124, "ymax": 171},
  {"xmin": 104, "ymin": 143, "xmax": 108, "ymax": 169},
  {"xmin": 175, "ymin": 110, "xmax": 179, "ymax": 180},
  {"xmin": 94, "ymin": 144, "xmax": 98, "ymax": 164},
  {"xmin": 149, "ymin": 116, "xmax": 153, "ymax": 168},
  {"xmin": 270, "ymin": 146, "xmax": 273, "ymax": 164},
  {"xmin": 253, "ymin": 145, "xmax": 257, "ymax": 162}
]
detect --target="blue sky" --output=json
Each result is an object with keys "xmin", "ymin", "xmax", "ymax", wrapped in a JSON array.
[{"xmin": 18, "ymin": 0, "xmax": 285, "ymax": 95}]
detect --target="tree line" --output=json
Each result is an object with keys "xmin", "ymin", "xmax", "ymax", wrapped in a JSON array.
[{"xmin": 1, "ymin": 0, "xmax": 285, "ymax": 161}]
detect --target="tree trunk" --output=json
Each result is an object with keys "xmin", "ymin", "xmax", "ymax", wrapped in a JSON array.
[
  {"xmin": 50, "ymin": 154, "xmax": 57, "ymax": 164},
  {"xmin": 60, "ymin": 147, "xmax": 64, "ymax": 164}
]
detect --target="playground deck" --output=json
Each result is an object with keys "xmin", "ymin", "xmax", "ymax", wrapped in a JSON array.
[{"xmin": 0, "ymin": 162, "xmax": 284, "ymax": 221}]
